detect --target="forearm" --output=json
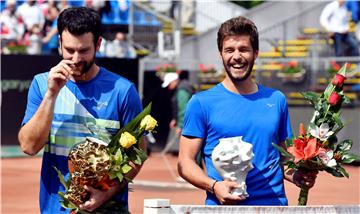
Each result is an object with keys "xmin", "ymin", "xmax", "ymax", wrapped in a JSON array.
[
  {"xmin": 18, "ymin": 91, "xmax": 57, "ymax": 155},
  {"xmin": 178, "ymin": 156, "xmax": 215, "ymax": 193}
]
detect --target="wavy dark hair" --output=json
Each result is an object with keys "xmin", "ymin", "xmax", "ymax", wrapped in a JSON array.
[
  {"xmin": 217, "ymin": 16, "xmax": 259, "ymax": 52},
  {"xmin": 57, "ymin": 7, "xmax": 101, "ymax": 45}
]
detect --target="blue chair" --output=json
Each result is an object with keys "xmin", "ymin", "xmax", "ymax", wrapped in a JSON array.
[
  {"xmin": 134, "ymin": 10, "xmax": 146, "ymax": 25},
  {"xmin": 0, "ymin": 1, "xmax": 6, "ymax": 12},
  {"xmin": 68, "ymin": 0, "xmax": 84, "ymax": 7}
]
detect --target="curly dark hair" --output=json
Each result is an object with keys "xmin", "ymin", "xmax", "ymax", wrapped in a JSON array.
[
  {"xmin": 57, "ymin": 7, "xmax": 101, "ymax": 45},
  {"xmin": 217, "ymin": 16, "xmax": 259, "ymax": 52}
]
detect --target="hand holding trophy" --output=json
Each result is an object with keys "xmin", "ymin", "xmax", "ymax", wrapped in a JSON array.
[{"xmin": 212, "ymin": 136, "xmax": 254, "ymax": 197}]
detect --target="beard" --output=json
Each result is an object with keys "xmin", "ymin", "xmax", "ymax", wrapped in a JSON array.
[
  {"xmin": 66, "ymin": 54, "xmax": 95, "ymax": 77},
  {"xmin": 222, "ymin": 57, "xmax": 255, "ymax": 83}
]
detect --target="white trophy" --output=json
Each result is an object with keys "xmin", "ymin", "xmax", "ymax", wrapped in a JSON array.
[{"xmin": 211, "ymin": 136, "xmax": 254, "ymax": 197}]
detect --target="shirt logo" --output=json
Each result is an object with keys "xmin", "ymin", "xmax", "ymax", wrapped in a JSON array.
[
  {"xmin": 97, "ymin": 102, "xmax": 108, "ymax": 110},
  {"xmin": 267, "ymin": 103, "xmax": 274, "ymax": 108}
]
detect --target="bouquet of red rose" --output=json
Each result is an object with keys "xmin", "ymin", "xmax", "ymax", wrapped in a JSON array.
[{"xmin": 273, "ymin": 63, "xmax": 358, "ymax": 205}]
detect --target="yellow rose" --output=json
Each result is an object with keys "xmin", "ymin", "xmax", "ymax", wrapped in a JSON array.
[
  {"xmin": 119, "ymin": 132, "xmax": 137, "ymax": 149},
  {"xmin": 140, "ymin": 115, "xmax": 158, "ymax": 131}
]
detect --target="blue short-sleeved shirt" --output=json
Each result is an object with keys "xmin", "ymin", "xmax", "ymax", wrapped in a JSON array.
[
  {"xmin": 22, "ymin": 67, "xmax": 142, "ymax": 213},
  {"xmin": 182, "ymin": 83, "xmax": 292, "ymax": 205}
]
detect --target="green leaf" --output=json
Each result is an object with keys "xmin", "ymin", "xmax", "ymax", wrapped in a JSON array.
[
  {"xmin": 324, "ymin": 166, "xmax": 344, "ymax": 177},
  {"xmin": 342, "ymin": 153, "xmax": 358, "ymax": 164},
  {"xmin": 301, "ymin": 91, "xmax": 319, "ymax": 105},
  {"xmin": 108, "ymin": 103, "xmax": 152, "ymax": 154},
  {"xmin": 285, "ymin": 138, "xmax": 294, "ymax": 148},
  {"xmin": 336, "ymin": 139, "xmax": 353, "ymax": 152},
  {"xmin": 121, "ymin": 164, "xmax": 132, "ymax": 174},
  {"xmin": 317, "ymin": 117, "xmax": 328, "ymax": 125},
  {"xmin": 133, "ymin": 154, "xmax": 142, "ymax": 165},
  {"xmin": 337, "ymin": 165, "xmax": 349, "ymax": 178},
  {"xmin": 272, "ymin": 142, "xmax": 293, "ymax": 159},
  {"xmin": 343, "ymin": 94, "xmax": 351, "ymax": 104},
  {"xmin": 337, "ymin": 63, "xmax": 347, "ymax": 76},
  {"xmin": 308, "ymin": 122, "xmax": 317, "ymax": 132},
  {"xmin": 323, "ymin": 84, "xmax": 335, "ymax": 100},
  {"xmin": 58, "ymin": 191, "xmax": 78, "ymax": 211},
  {"xmin": 53, "ymin": 167, "xmax": 69, "ymax": 191},
  {"xmin": 134, "ymin": 147, "xmax": 148, "ymax": 163},
  {"xmin": 109, "ymin": 171, "xmax": 117, "ymax": 180},
  {"xmin": 114, "ymin": 148, "xmax": 123, "ymax": 164},
  {"xmin": 116, "ymin": 172, "xmax": 124, "ymax": 182},
  {"xmin": 332, "ymin": 115, "xmax": 344, "ymax": 132},
  {"xmin": 128, "ymin": 148, "xmax": 137, "ymax": 161}
]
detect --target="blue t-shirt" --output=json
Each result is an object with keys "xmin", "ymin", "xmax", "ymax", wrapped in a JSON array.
[
  {"xmin": 42, "ymin": 19, "xmax": 59, "ymax": 54},
  {"xmin": 48, "ymin": 19, "xmax": 59, "ymax": 50},
  {"xmin": 182, "ymin": 83, "xmax": 292, "ymax": 205},
  {"xmin": 22, "ymin": 67, "xmax": 142, "ymax": 213}
]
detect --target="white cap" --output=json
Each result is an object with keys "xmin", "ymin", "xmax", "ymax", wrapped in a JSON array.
[
  {"xmin": 161, "ymin": 72, "xmax": 179, "ymax": 88},
  {"xmin": 6, "ymin": 0, "xmax": 16, "ymax": 6}
]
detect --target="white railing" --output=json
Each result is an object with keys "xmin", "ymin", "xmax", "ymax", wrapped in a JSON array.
[{"xmin": 143, "ymin": 199, "xmax": 360, "ymax": 214}]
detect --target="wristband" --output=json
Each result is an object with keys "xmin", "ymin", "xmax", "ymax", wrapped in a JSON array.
[{"xmin": 211, "ymin": 180, "xmax": 219, "ymax": 194}]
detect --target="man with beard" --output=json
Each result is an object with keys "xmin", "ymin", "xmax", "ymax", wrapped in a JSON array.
[
  {"xmin": 18, "ymin": 7, "xmax": 143, "ymax": 213},
  {"xmin": 177, "ymin": 16, "xmax": 318, "ymax": 205}
]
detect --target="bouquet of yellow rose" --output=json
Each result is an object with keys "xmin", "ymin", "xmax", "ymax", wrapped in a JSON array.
[
  {"xmin": 54, "ymin": 103, "xmax": 157, "ymax": 213},
  {"xmin": 273, "ymin": 63, "xmax": 357, "ymax": 205}
]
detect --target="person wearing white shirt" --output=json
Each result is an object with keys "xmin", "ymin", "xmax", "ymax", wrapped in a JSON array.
[
  {"xmin": 0, "ymin": 0, "xmax": 25, "ymax": 41},
  {"xmin": 320, "ymin": 0, "xmax": 359, "ymax": 56},
  {"xmin": 16, "ymin": 0, "xmax": 45, "ymax": 32}
]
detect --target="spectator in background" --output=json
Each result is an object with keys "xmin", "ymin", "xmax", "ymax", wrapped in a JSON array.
[
  {"xmin": 24, "ymin": 23, "xmax": 42, "ymax": 54},
  {"xmin": 0, "ymin": 0, "xmax": 25, "ymax": 45},
  {"xmin": 57, "ymin": 0, "xmax": 71, "ymax": 11},
  {"xmin": 84, "ymin": 0, "xmax": 105, "ymax": 13},
  {"xmin": 320, "ymin": 0, "xmax": 360, "ymax": 56},
  {"xmin": 114, "ymin": 32, "xmax": 136, "ymax": 58},
  {"xmin": 16, "ymin": 0, "xmax": 45, "ymax": 32},
  {"xmin": 104, "ymin": 32, "xmax": 136, "ymax": 58},
  {"xmin": 162, "ymin": 72, "xmax": 194, "ymax": 153},
  {"xmin": 42, "ymin": 3, "xmax": 59, "ymax": 54}
]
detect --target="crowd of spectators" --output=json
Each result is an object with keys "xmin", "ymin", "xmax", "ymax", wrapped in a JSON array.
[{"xmin": 0, "ymin": 0, "xmax": 136, "ymax": 57}]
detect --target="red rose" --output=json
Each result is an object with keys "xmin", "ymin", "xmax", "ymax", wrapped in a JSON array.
[
  {"xmin": 332, "ymin": 74, "xmax": 346, "ymax": 88},
  {"xmin": 288, "ymin": 61, "xmax": 298, "ymax": 68},
  {"xmin": 329, "ymin": 92, "xmax": 341, "ymax": 106}
]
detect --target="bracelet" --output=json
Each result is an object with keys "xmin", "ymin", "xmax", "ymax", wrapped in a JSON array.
[{"xmin": 211, "ymin": 180, "xmax": 219, "ymax": 194}]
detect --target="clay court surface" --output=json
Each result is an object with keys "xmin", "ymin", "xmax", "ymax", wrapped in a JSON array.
[{"xmin": 1, "ymin": 153, "xmax": 359, "ymax": 214}]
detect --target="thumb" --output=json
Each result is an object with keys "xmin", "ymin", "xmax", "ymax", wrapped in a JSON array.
[
  {"xmin": 83, "ymin": 185, "xmax": 96, "ymax": 193},
  {"xmin": 228, "ymin": 181, "xmax": 242, "ymax": 188}
]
